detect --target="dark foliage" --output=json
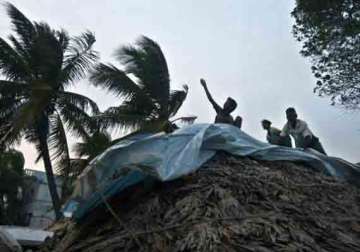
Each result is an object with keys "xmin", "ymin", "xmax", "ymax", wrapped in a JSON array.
[
  {"xmin": 292, "ymin": 0, "xmax": 360, "ymax": 109},
  {"xmin": 0, "ymin": 148, "xmax": 25, "ymax": 225}
]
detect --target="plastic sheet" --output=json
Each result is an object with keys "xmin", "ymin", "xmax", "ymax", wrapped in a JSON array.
[{"xmin": 64, "ymin": 124, "xmax": 360, "ymax": 220}]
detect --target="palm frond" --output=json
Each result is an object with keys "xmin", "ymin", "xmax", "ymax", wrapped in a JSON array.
[
  {"xmin": 115, "ymin": 36, "xmax": 170, "ymax": 107},
  {"xmin": 34, "ymin": 152, "xmax": 42, "ymax": 164},
  {"xmin": 28, "ymin": 22, "xmax": 65, "ymax": 84},
  {"xmin": 61, "ymin": 31, "xmax": 98, "ymax": 85},
  {"xmin": 96, "ymin": 105, "xmax": 148, "ymax": 131},
  {"xmin": 0, "ymin": 37, "xmax": 29, "ymax": 81},
  {"xmin": 0, "ymin": 96, "xmax": 26, "ymax": 120},
  {"xmin": 0, "ymin": 122, "xmax": 21, "ymax": 147},
  {"xmin": 0, "ymin": 80, "xmax": 29, "ymax": 97},
  {"xmin": 5, "ymin": 3, "xmax": 35, "ymax": 50},
  {"xmin": 115, "ymin": 44, "xmax": 146, "ymax": 81},
  {"xmin": 0, "ymin": 82, "xmax": 29, "ymax": 123},
  {"xmin": 73, "ymin": 131, "xmax": 111, "ymax": 159},
  {"xmin": 8, "ymin": 35, "xmax": 29, "ymax": 62},
  {"xmin": 90, "ymin": 63, "xmax": 143, "ymax": 99},
  {"xmin": 70, "ymin": 130, "xmax": 112, "ymax": 182},
  {"xmin": 58, "ymin": 102, "xmax": 96, "ymax": 138},
  {"xmin": 47, "ymin": 112, "xmax": 70, "ymax": 161},
  {"xmin": 0, "ymin": 101, "xmax": 37, "ymax": 146},
  {"xmin": 56, "ymin": 29, "xmax": 70, "ymax": 52},
  {"xmin": 0, "ymin": 84, "xmax": 28, "ymax": 141},
  {"xmin": 122, "ymin": 91, "xmax": 157, "ymax": 116},
  {"xmin": 58, "ymin": 91, "xmax": 100, "ymax": 114},
  {"xmin": 47, "ymin": 112, "xmax": 74, "ymax": 201},
  {"xmin": 168, "ymin": 84, "xmax": 188, "ymax": 117}
]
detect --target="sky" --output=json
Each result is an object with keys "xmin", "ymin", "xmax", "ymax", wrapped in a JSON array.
[{"xmin": 0, "ymin": 0, "xmax": 359, "ymax": 170}]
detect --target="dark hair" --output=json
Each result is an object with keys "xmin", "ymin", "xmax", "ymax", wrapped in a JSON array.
[
  {"xmin": 261, "ymin": 119, "xmax": 271, "ymax": 125},
  {"xmin": 286, "ymin": 107, "xmax": 296, "ymax": 114},
  {"xmin": 234, "ymin": 116, "xmax": 242, "ymax": 128}
]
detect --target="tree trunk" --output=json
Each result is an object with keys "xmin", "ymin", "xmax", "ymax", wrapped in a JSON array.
[{"xmin": 38, "ymin": 135, "xmax": 62, "ymax": 220}]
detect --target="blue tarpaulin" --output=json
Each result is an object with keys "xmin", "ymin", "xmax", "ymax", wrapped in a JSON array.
[{"xmin": 64, "ymin": 124, "xmax": 360, "ymax": 220}]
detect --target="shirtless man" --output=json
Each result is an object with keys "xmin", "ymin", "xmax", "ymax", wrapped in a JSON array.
[
  {"xmin": 200, "ymin": 78, "xmax": 237, "ymax": 124},
  {"xmin": 261, "ymin": 119, "xmax": 291, "ymax": 147}
]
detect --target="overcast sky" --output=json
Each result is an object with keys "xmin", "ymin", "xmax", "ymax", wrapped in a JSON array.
[{"xmin": 1, "ymin": 0, "xmax": 359, "ymax": 169}]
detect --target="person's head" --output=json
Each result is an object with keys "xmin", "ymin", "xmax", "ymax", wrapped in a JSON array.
[
  {"xmin": 223, "ymin": 97, "xmax": 237, "ymax": 114},
  {"xmin": 285, "ymin": 107, "xmax": 298, "ymax": 123},
  {"xmin": 163, "ymin": 121, "xmax": 178, "ymax": 133},
  {"xmin": 261, "ymin": 119, "xmax": 271, "ymax": 130},
  {"xmin": 234, "ymin": 116, "xmax": 242, "ymax": 128}
]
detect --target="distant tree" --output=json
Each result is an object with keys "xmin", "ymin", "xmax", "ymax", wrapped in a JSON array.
[
  {"xmin": 0, "ymin": 3, "xmax": 99, "ymax": 219},
  {"xmin": 90, "ymin": 36, "xmax": 188, "ymax": 132},
  {"xmin": 292, "ymin": 0, "xmax": 360, "ymax": 109},
  {"xmin": 73, "ymin": 130, "xmax": 112, "ymax": 162},
  {"xmin": 69, "ymin": 130, "xmax": 112, "ymax": 176},
  {"xmin": 52, "ymin": 126, "xmax": 112, "ymax": 201},
  {"xmin": 0, "ymin": 148, "xmax": 25, "ymax": 225}
]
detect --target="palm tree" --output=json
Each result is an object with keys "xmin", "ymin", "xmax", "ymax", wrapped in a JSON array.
[
  {"xmin": 90, "ymin": 36, "xmax": 188, "ymax": 132},
  {"xmin": 70, "ymin": 130, "xmax": 112, "ymax": 174},
  {"xmin": 54, "ymin": 129, "xmax": 112, "ymax": 201},
  {"xmin": 0, "ymin": 3, "xmax": 99, "ymax": 219},
  {"xmin": 73, "ymin": 130, "xmax": 112, "ymax": 162}
]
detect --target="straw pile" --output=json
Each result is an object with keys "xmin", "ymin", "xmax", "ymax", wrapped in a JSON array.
[{"xmin": 40, "ymin": 154, "xmax": 360, "ymax": 252}]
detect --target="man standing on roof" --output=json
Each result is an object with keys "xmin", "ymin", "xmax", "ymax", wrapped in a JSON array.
[
  {"xmin": 200, "ymin": 78, "xmax": 237, "ymax": 125},
  {"xmin": 261, "ymin": 119, "xmax": 292, "ymax": 147},
  {"xmin": 280, "ymin": 107, "xmax": 327, "ymax": 155}
]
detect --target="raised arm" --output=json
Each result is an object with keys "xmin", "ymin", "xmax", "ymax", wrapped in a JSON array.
[{"xmin": 200, "ymin": 78, "xmax": 222, "ymax": 113}]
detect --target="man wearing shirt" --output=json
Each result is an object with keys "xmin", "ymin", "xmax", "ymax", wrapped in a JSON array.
[{"xmin": 280, "ymin": 107, "xmax": 327, "ymax": 155}]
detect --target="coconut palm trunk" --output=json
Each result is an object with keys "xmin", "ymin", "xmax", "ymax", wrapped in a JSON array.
[{"xmin": 38, "ymin": 131, "xmax": 62, "ymax": 219}]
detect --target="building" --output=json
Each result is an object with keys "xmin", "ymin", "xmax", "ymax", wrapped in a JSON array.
[{"xmin": 22, "ymin": 169, "xmax": 62, "ymax": 229}]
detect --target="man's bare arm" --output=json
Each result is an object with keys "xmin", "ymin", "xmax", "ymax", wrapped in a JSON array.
[
  {"xmin": 200, "ymin": 78, "xmax": 222, "ymax": 113},
  {"xmin": 280, "ymin": 123, "xmax": 289, "ymax": 137}
]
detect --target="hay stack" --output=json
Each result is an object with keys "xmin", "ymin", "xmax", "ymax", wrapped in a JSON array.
[{"xmin": 40, "ymin": 154, "xmax": 360, "ymax": 252}]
